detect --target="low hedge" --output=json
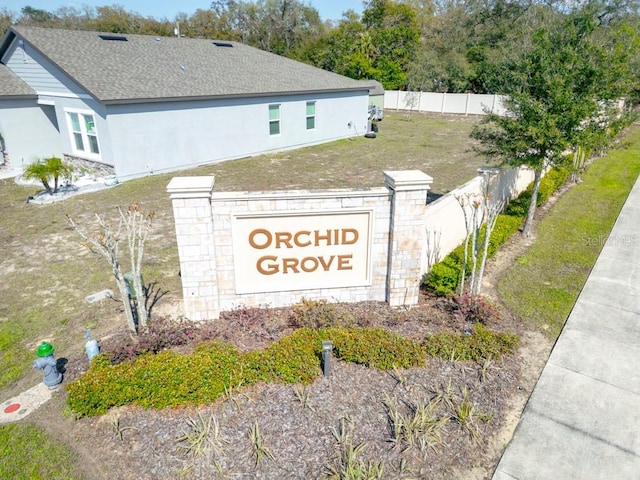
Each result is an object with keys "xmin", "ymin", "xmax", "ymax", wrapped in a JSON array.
[
  {"xmin": 66, "ymin": 324, "xmax": 518, "ymax": 417},
  {"xmin": 425, "ymin": 323, "xmax": 520, "ymax": 361},
  {"xmin": 503, "ymin": 164, "xmax": 572, "ymax": 217},
  {"xmin": 424, "ymin": 163, "xmax": 572, "ymax": 296}
]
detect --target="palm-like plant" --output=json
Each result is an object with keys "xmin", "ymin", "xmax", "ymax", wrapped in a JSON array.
[
  {"xmin": 45, "ymin": 156, "xmax": 73, "ymax": 193},
  {"xmin": 23, "ymin": 156, "xmax": 73, "ymax": 195},
  {"xmin": 23, "ymin": 161, "xmax": 54, "ymax": 195}
]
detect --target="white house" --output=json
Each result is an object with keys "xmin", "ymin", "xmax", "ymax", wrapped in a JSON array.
[{"xmin": 0, "ymin": 26, "xmax": 370, "ymax": 179}]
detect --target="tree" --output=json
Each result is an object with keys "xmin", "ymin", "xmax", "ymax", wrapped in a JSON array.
[
  {"xmin": 471, "ymin": 5, "xmax": 635, "ymax": 236},
  {"xmin": 214, "ymin": 0, "xmax": 324, "ymax": 56},
  {"xmin": 362, "ymin": 0, "xmax": 420, "ymax": 89},
  {"xmin": 456, "ymin": 184, "xmax": 504, "ymax": 296},
  {"xmin": 67, "ymin": 204, "xmax": 154, "ymax": 335},
  {"xmin": 19, "ymin": 6, "xmax": 57, "ymax": 26},
  {"xmin": 0, "ymin": 7, "xmax": 15, "ymax": 36}
]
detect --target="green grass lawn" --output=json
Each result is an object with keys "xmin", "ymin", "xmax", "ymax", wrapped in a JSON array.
[
  {"xmin": 0, "ymin": 423, "xmax": 82, "ymax": 479},
  {"xmin": 498, "ymin": 127, "xmax": 640, "ymax": 338}
]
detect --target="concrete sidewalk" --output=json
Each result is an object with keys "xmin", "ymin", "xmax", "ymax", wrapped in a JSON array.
[{"xmin": 493, "ymin": 175, "xmax": 640, "ymax": 479}]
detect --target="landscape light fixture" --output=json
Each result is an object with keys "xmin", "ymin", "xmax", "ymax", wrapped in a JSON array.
[{"xmin": 322, "ymin": 340, "xmax": 333, "ymax": 377}]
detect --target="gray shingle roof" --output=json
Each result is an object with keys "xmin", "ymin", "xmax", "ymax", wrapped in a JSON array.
[
  {"xmin": 6, "ymin": 26, "xmax": 368, "ymax": 104},
  {"xmin": 360, "ymin": 80, "xmax": 385, "ymax": 96},
  {"xmin": 0, "ymin": 63, "xmax": 36, "ymax": 98}
]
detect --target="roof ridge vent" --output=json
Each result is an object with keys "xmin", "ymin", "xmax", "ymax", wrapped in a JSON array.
[
  {"xmin": 213, "ymin": 41, "xmax": 233, "ymax": 47},
  {"xmin": 99, "ymin": 34, "xmax": 128, "ymax": 41}
]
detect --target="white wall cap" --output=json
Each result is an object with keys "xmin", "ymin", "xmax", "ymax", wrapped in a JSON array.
[
  {"xmin": 477, "ymin": 166, "xmax": 501, "ymax": 176},
  {"xmin": 167, "ymin": 176, "xmax": 215, "ymax": 198},
  {"xmin": 383, "ymin": 170, "xmax": 433, "ymax": 191},
  {"xmin": 211, "ymin": 187, "xmax": 388, "ymax": 201}
]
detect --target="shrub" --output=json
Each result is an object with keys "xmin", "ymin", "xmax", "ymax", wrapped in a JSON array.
[
  {"xmin": 23, "ymin": 156, "xmax": 74, "ymax": 195},
  {"xmin": 324, "ymin": 327, "xmax": 426, "ymax": 369},
  {"xmin": 423, "ymin": 260, "xmax": 461, "ymax": 296},
  {"xmin": 108, "ymin": 319, "xmax": 197, "ymax": 364},
  {"xmin": 441, "ymin": 292, "xmax": 503, "ymax": 325},
  {"xmin": 504, "ymin": 163, "xmax": 571, "ymax": 217},
  {"xmin": 424, "ymin": 323, "xmax": 519, "ymax": 361},
  {"xmin": 486, "ymin": 215, "xmax": 523, "ymax": 257},
  {"xmin": 289, "ymin": 298, "xmax": 354, "ymax": 329},
  {"xmin": 244, "ymin": 328, "xmax": 322, "ymax": 384},
  {"xmin": 68, "ymin": 326, "xmax": 431, "ymax": 417},
  {"xmin": 67, "ymin": 323, "xmax": 520, "ymax": 417},
  {"xmin": 423, "ymin": 214, "xmax": 522, "ymax": 296}
]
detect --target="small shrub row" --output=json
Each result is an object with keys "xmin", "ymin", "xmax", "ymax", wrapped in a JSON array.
[
  {"xmin": 324, "ymin": 327, "xmax": 426, "ymax": 369},
  {"xmin": 108, "ymin": 319, "xmax": 200, "ymax": 364},
  {"xmin": 424, "ymin": 163, "xmax": 572, "ymax": 296},
  {"xmin": 67, "ymin": 324, "xmax": 514, "ymax": 417},
  {"xmin": 503, "ymin": 163, "xmax": 572, "ymax": 217},
  {"xmin": 424, "ymin": 323, "xmax": 520, "ymax": 361}
]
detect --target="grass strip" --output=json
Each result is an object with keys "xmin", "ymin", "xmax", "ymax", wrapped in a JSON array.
[
  {"xmin": 0, "ymin": 423, "xmax": 82, "ymax": 480},
  {"xmin": 498, "ymin": 126, "xmax": 640, "ymax": 338}
]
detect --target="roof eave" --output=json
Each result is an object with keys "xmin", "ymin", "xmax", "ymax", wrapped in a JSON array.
[
  {"xmin": 5, "ymin": 26, "xmax": 102, "ymax": 104},
  {"xmin": 101, "ymin": 87, "xmax": 370, "ymax": 106},
  {"xmin": 0, "ymin": 94, "xmax": 38, "ymax": 100}
]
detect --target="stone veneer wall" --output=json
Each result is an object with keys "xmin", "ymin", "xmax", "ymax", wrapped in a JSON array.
[{"xmin": 168, "ymin": 171, "xmax": 432, "ymax": 321}]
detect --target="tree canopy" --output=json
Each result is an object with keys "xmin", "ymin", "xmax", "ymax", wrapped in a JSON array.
[
  {"xmin": 471, "ymin": 3, "xmax": 638, "ymax": 236},
  {"xmin": 1, "ymin": 0, "xmax": 638, "ymax": 93}
]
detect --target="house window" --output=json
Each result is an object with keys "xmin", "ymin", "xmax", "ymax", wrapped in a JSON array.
[
  {"xmin": 269, "ymin": 104, "xmax": 280, "ymax": 136},
  {"xmin": 306, "ymin": 101, "xmax": 316, "ymax": 130},
  {"xmin": 67, "ymin": 111, "xmax": 100, "ymax": 158}
]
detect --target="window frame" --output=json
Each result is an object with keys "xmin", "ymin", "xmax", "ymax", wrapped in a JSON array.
[
  {"xmin": 64, "ymin": 108, "xmax": 101, "ymax": 160},
  {"xmin": 305, "ymin": 101, "xmax": 316, "ymax": 130},
  {"xmin": 268, "ymin": 104, "xmax": 281, "ymax": 136}
]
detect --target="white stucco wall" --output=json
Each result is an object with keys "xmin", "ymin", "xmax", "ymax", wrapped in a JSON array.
[
  {"xmin": 106, "ymin": 91, "xmax": 369, "ymax": 180},
  {"xmin": 0, "ymin": 99, "xmax": 63, "ymax": 166},
  {"xmin": 44, "ymin": 95, "xmax": 112, "ymax": 165}
]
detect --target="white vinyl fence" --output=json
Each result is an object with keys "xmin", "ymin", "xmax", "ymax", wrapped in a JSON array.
[{"xmin": 384, "ymin": 91, "xmax": 507, "ymax": 116}]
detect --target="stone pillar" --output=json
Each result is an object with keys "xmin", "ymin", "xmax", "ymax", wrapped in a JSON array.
[
  {"xmin": 384, "ymin": 170, "xmax": 433, "ymax": 308},
  {"xmin": 167, "ymin": 176, "xmax": 218, "ymax": 321}
]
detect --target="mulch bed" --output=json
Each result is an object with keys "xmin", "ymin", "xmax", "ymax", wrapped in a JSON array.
[{"xmin": 53, "ymin": 291, "xmax": 527, "ymax": 480}]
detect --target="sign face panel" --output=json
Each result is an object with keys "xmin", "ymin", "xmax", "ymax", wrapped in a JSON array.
[{"xmin": 232, "ymin": 210, "xmax": 373, "ymax": 294}]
